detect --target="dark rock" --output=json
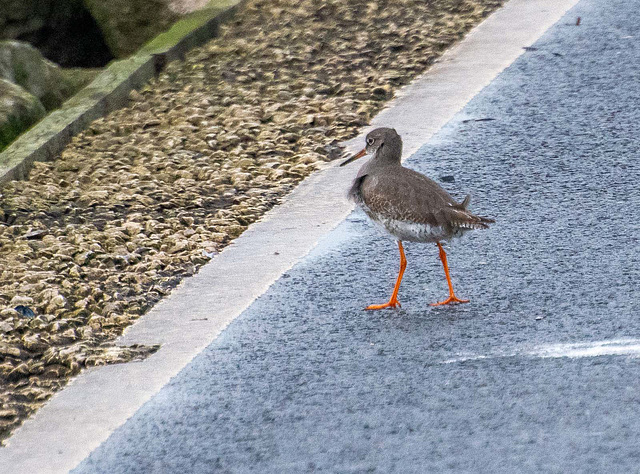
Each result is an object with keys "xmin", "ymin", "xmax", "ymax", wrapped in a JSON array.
[
  {"xmin": 0, "ymin": 40, "xmax": 95, "ymax": 111},
  {"xmin": 0, "ymin": 0, "xmax": 112, "ymax": 68},
  {"xmin": 82, "ymin": 0, "xmax": 178, "ymax": 58},
  {"xmin": 0, "ymin": 78, "xmax": 46, "ymax": 150},
  {"xmin": 24, "ymin": 229, "xmax": 46, "ymax": 240},
  {"xmin": 14, "ymin": 305, "xmax": 35, "ymax": 318}
]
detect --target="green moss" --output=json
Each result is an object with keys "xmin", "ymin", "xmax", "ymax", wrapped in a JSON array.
[
  {"xmin": 0, "ymin": 116, "xmax": 34, "ymax": 152},
  {"xmin": 141, "ymin": 0, "xmax": 240, "ymax": 54},
  {"xmin": 59, "ymin": 68, "xmax": 102, "ymax": 97},
  {"xmin": 13, "ymin": 61, "xmax": 28, "ymax": 86},
  {"xmin": 0, "ymin": 80, "xmax": 46, "ymax": 152}
]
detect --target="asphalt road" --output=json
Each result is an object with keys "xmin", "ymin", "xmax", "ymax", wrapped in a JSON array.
[{"xmin": 73, "ymin": 0, "xmax": 640, "ymax": 472}]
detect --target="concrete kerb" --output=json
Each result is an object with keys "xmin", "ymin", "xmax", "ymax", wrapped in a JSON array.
[{"xmin": 0, "ymin": 0, "xmax": 245, "ymax": 187}]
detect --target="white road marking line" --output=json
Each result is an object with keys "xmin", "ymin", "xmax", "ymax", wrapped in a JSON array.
[
  {"xmin": 443, "ymin": 338, "xmax": 640, "ymax": 364},
  {"xmin": 532, "ymin": 338, "xmax": 640, "ymax": 359},
  {"xmin": 443, "ymin": 354, "xmax": 493, "ymax": 364}
]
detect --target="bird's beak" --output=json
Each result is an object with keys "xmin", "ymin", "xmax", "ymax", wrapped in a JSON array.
[{"xmin": 340, "ymin": 148, "xmax": 367, "ymax": 167}]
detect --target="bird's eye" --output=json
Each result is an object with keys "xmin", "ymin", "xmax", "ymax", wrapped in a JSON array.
[{"xmin": 366, "ymin": 138, "xmax": 375, "ymax": 146}]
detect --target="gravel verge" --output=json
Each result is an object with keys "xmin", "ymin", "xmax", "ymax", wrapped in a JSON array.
[{"xmin": 0, "ymin": 0, "xmax": 503, "ymax": 443}]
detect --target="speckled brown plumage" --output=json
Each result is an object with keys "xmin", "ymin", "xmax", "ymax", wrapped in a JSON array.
[
  {"xmin": 352, "ymin": 166, "xmax": 493, "ymax": 237},
  {"xmin": 340, "ymin": 127, "xmax": 493, "ymax": 309}
]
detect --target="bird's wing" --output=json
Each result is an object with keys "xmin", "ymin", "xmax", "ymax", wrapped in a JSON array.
[{"xmin": 361, "ymin": 168, "xmax": 492, "ymax": 230}]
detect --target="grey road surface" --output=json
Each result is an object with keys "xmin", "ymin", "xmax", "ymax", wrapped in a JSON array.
[{"xmin": 74, "ymin": 0, "xmax": 640, "ymax": 472}]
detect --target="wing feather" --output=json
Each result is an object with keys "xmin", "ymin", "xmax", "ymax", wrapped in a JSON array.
[{"xmin": 359, "ymin": 167, "xmax": 493, "ymax": 231}]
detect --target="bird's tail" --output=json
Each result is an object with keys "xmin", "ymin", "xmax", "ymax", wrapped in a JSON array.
[
  {"xmin": 453, "ymin": 195, "xmax": 494, "ymax": 229},
  {"xmin": 478, "ymin": 215, "xmax": 495, "ymax": 225}
]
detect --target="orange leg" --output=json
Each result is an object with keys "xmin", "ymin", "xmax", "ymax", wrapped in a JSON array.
[
  {"xmin": 430, "ymin": 242, "xmax": 469, "ymax": 306},
  {"xmin": 366, "ymin": 241, "xmax": 406, "ymax": 310}
]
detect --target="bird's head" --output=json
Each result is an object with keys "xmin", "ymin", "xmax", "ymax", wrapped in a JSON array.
[{"xmin": 340, "ymin": 127, "xmax": 402, "ymax": 167}]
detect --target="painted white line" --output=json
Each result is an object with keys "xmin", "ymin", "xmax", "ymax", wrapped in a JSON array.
[
  {"xmin": 443, "ymin": 354, "xmax": 493, "ymax": 364},
  {"xmin": 0, "ymin": 1, "xmax": 581, "ymax": 473},
  {"xmin": 443, "ymin": 338, "xmax": 640, "ymax": 364},
  {"xmin": 532, "ymin": 338, "xmax": 640, "ymax": 359}
]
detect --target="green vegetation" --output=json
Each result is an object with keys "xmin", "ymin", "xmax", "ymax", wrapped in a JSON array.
[{"xmin": 141, "ymin": 1, "xmax": 238, "ymax": 54}]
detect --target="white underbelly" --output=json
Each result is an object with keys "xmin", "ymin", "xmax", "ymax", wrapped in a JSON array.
[{"xmin": 371, "ymin": 215, "xmax": 450, "ymax": 242}]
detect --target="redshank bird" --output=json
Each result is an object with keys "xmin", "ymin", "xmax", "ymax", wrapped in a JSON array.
[{"xmin": 341, "ymin": 127, "xmax": 494, "ymax": 309}]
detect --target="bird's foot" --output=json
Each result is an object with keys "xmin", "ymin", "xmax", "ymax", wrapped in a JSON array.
[
  {"xmin": 365, "ymin": 299, "xmax": 401, "ymax": 311},
  {"xmin": 430, "ymin": 295, "xmax": 469, "ymax": 306}
]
